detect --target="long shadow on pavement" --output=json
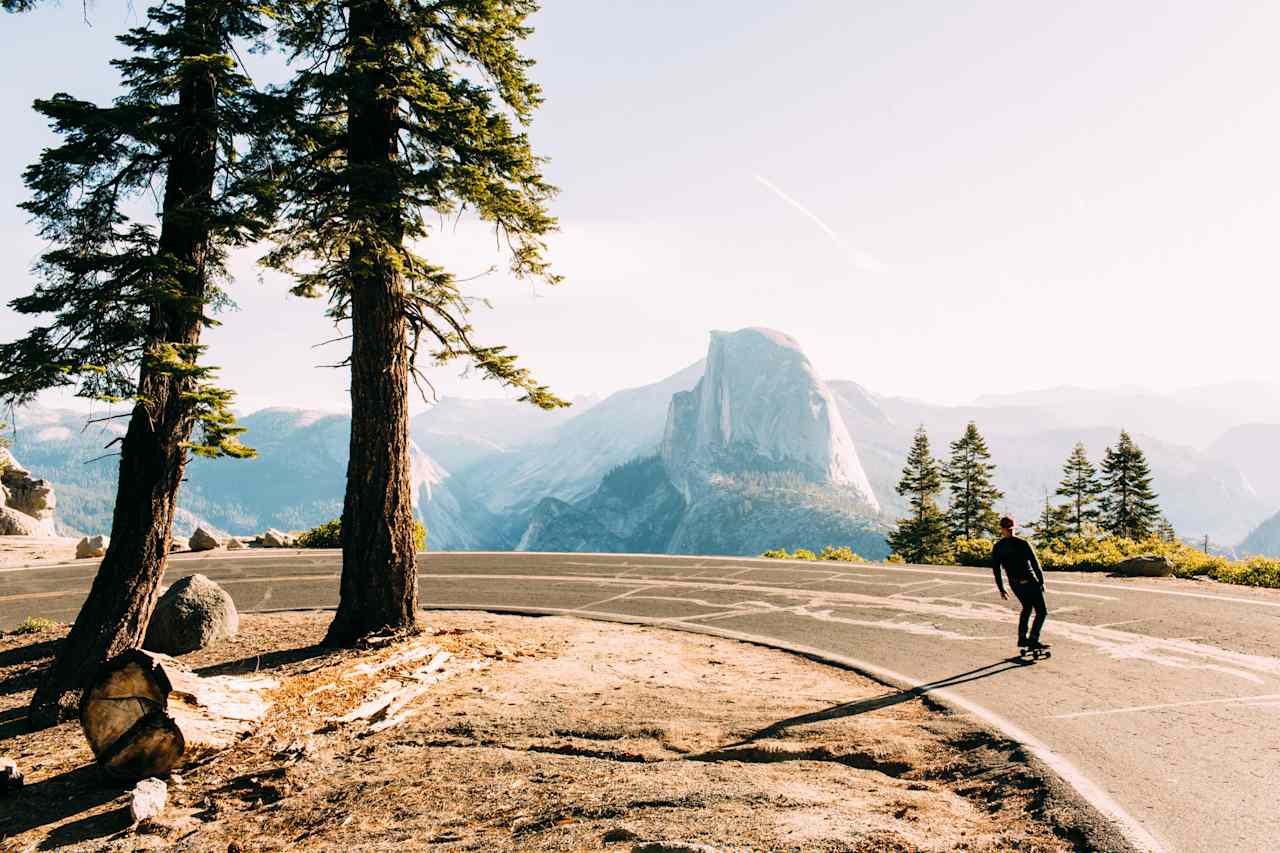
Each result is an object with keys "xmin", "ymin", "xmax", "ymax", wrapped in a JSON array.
[{"xmin": 729, "ymin": 658, "xmax": 1029, "ymax": 746}]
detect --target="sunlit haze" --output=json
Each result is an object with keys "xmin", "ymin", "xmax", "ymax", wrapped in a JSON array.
[{"xmin": 4, "ymin": 2, "xmax": 1279, "ymax": 414}]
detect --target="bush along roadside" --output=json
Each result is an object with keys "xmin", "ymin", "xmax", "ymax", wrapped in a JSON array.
[
  {"xmin": 764, "ymin": 535, "xmax": 1280, "ymax": 590},
  {"xmin": 296, "ymin": 518, "xmax": 428, "ymax": 551},
  {"xmin": 761, "ymin": 546, "xmax": 863, "ymax": 562}
]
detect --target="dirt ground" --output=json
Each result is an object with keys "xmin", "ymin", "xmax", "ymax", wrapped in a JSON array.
[{"xmin": 0, "ymin": 610, "xmax": 1112, "ymax": 852}]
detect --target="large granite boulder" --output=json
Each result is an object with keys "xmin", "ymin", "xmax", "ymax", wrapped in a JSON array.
[
  {"xmin": 143, "ymin": 574, "xmax": 239, "ymax": 655},
  {"xmin": 225, "ymin": 537, "xmax": 246, "ymax": 550},
  {"xmin": 261, "ymin": 528, "xmax": 292, "ymax": 548},
  {"xmin": 0, "ymin": 507, "xmax": 44, "ymax": 536},
  {"xmin": 169, "ymin": 538, "xmax": 189, "ymax": 553},
  {"xmin": 0, "ymin": 449, "xmax": 57, "ymax": 537},
  {"xmin": 189, "ymin": 527, "xmax": 221, "ymax": 551},
  {"xmin": 1115, "ymin": 555, "xmax": 1174, "ymax": 577},
  {"xmin": 76, "ymin": 535, "xmax": 109, "ymax": 559}
]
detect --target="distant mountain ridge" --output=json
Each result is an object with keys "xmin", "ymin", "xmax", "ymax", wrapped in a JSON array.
[{"xmin": 7, "ymin": 331, "xmax": 1280, "ymax": 556}]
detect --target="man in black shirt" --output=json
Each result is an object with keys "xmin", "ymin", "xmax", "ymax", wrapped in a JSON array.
[{"xmin": 991, "ymin": 516, "xmax": 1049, "ymax": 651}]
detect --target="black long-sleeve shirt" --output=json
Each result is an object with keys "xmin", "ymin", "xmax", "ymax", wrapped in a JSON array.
[{"xmin": 991, "ymin": 535, "xmax": 1044, "ymax": 594}]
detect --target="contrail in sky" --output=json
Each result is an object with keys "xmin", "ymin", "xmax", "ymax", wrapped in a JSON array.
[{"xmin": 753, "ymin": 174, "xmax": 887, "ymax": 273}]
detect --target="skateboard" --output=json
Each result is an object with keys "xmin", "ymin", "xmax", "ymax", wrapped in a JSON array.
[{"xmin": 1018, "ymin": 644, "xmax": 1051, "ymax": 661}]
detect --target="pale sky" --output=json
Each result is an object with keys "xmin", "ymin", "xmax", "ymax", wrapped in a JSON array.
[{"xmin": 3, "ymin": 2, "xmax": 1279, "ymax": 415}]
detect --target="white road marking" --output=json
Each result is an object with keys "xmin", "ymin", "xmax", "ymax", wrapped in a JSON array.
[
  {"xmin": 1054, "ymin": 693, "xmax": 1280, "ymax": 720},
  {"xmin": 571, "ymin": 587, "xmax": 645, "ymax": 612}
]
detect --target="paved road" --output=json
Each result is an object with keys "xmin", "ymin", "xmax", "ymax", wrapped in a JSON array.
[{"xmin": 4, "ymin": 550, "xmax": 1280, "ymax": 853}]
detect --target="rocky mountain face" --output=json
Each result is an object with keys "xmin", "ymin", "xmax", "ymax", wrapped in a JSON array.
[
  {"xmin": 519, "ymin": 330, "xmax": 888, "ymax": 558},
  {"xmin": 182, "ymin": 408, "xmax": 500, "ymax": 549},
  {"xmin": 662, "ymin": 329, "xmax": 878, "ymax": 511},
  {"xmin": 1239, "ymin": 510, "xmax": 1280, "ymax": 557},
  {"xmin": 453, "ymin": 361, "xmax": 704, "ymax": 517},
  {"xmin": 0, "ymin": 448, "xmax": 57, "ymax": 536}
]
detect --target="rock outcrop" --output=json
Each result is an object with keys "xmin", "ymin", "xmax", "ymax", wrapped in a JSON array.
[
  {"xmin": 76, "ymin": 535, "xmax": 109, "ymax": 559},
  {"xmin": 144, "ymin": 574, "xmax": 239, "ymax": 655},
  {"xmin": 189, "ymin": 527, "xmax": 221, "ymax": 551},
  {"xmin": 261, "ymin": 528, "xmax": 291, "ymax": 548},
  {"xmin": 661, "ymin": 329, "xmax": 879, "ymax": 512},
  {"xmin": 0, "ymin": 448, "xmax": 57, "ymax": 537}
]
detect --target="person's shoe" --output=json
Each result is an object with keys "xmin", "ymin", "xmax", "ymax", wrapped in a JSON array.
[{"xmin": 1027, "ymin": 641, "xmax": 1050, "ymax": 651}]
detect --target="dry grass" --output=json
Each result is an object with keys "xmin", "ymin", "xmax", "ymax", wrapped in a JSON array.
[{"xmin": 0, "ymin": 611, "xmax": 1097, "ymax": 852}]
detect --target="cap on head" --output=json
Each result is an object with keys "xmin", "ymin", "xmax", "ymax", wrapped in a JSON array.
[{"xmin": 999, "ymin": 516, "xmax": 1015, "ymax": 531}]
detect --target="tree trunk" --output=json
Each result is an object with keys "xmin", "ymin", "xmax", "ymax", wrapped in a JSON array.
[
  {"xmin": 27, "ymin": 3, "xmax": 220, "ymax": 729},
  {"xmin": 324, "ymin": 0, "xmax": 419, "ymax": 646}
]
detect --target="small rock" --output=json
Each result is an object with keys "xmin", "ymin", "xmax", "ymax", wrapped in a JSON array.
[
  {"xmin": 1115, "ymin": 555, "xmax": 1174, "ymax": 577},
  {"xmin": 75, "ymin": 534, "xmax": 109, "ymax": 559},
  {"xmin": 169, "ymin": 537, "xmax": 188, "ymax": 553},
  {"xmin": 225, "ymin": 537, "xmax": 245, "ymax": 551},
  {"xmin": 603, "ymin": 827, "xmax": 640, "ymax": 843},
  {"xmin": 261, "ymin": 528, "xmax": 291, "ymax": 548},
  {"xmin": 143, "ymin": 573, "xmax": 239, "ymax": 655},
  {"xmin": 129, "ymin": 777, "xmax": 167, "ymax": 823},
  {"xmin": 0, "ymin": 757, "xmax": 23, "ymax": 795},
  {"xmin": 189, "ymin": 527, "xmax": 222, "ymax": 551},
  {"xmin": 631, "ymin": 845, "xmax": 723, "ymax": 853}
]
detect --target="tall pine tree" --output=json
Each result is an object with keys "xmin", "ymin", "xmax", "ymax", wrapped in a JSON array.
[
  {"xmin": 1030, "ymin": 492, "xmax": 1069, "ymax": 545},
  {"xmin": 1099, "ymin": 430, "xmax": 1161, "ymax": 540},
  {"xmin": 1055, "ymin": 442, "xmax": 1102, "ymax": 537},
  {"xmin": 942, "ymin": 421, "xmax": 1003, "ymax": 539},
  {"xmin": 0, "ymin": 0, "xmax": 273, "ymax": 726},
  {"xmin": 887, "ymin": 427, "xmax": 952, "ymax": 564},
  {"xmin": 263, "ymin": 0, "xmax": 565, "ymax": 645}
]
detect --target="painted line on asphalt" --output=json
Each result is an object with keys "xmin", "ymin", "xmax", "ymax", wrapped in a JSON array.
[
  {"xmin": 425, "ymin": 600, "xmax": 1167, "ymax": 853},
  {"xmin": 6, "ymin": 550, "xmax": 1280, "ymax": 611},
  {"xmin": 1054, "ymin": 693, "xmax": 1280, "ymax": 720}
]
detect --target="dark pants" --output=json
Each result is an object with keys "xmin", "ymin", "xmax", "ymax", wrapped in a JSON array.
[{"xmin": 1011, "ymin": 581, "xmax": 1047, "ymax": 645}]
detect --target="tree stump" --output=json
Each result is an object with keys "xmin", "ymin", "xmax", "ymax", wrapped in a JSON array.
[{"xmin": 79, "ymin": 649, "xmax": 276, "ymax": 780}]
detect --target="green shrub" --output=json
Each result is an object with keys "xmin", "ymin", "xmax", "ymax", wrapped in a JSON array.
[
  {"xmin": 953, "ymin": 537, "xmax": 994, "ymax": 567},
  {"xmin": 12, "ymin": 617, "xmax": 58, "ymax": 635},
  {"xmin": 295, "ymin": 518, "xmax": 343, "ymax": 548},
  {"xmin": 763, "ymin": 545, "xmax": 863, "ymax": 562},
  {"xmin": 296, "ymin": 518, "xmax": 428, "ymax": 551},
  {"xmin": 1212, "ymin": 557, "xmax": 1280, "ymax": 588}
]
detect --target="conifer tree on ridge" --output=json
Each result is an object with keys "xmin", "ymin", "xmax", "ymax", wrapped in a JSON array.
[
  {"xmin": 1055, "ymin": 442, "xmax": 1103, "ymax": 537},
  {"xmin": 888, "ymin": 427, "xmax": 952, "ymax": 564},
  {"xmin": 1099, "ymin": 430, "xmax": 1162, "ymax": 540},
  {"xmin": 942, "ymin": 421, "xmax": 1003, "ymax": 539}
]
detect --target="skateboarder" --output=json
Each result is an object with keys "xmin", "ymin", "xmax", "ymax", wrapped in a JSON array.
[{"xmin": 991, "ymin": 516, "xmax": 1049, "ymax": 653}]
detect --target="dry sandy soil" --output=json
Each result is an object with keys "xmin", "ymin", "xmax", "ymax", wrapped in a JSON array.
[{"xmin": 0, "ymin": 611, "xmax": 1117, "ymax": 852}]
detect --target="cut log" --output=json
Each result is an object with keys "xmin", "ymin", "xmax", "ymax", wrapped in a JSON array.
[{"xmin": 79, "ymin": 649, "xmax": 276, "ymax": 781}]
